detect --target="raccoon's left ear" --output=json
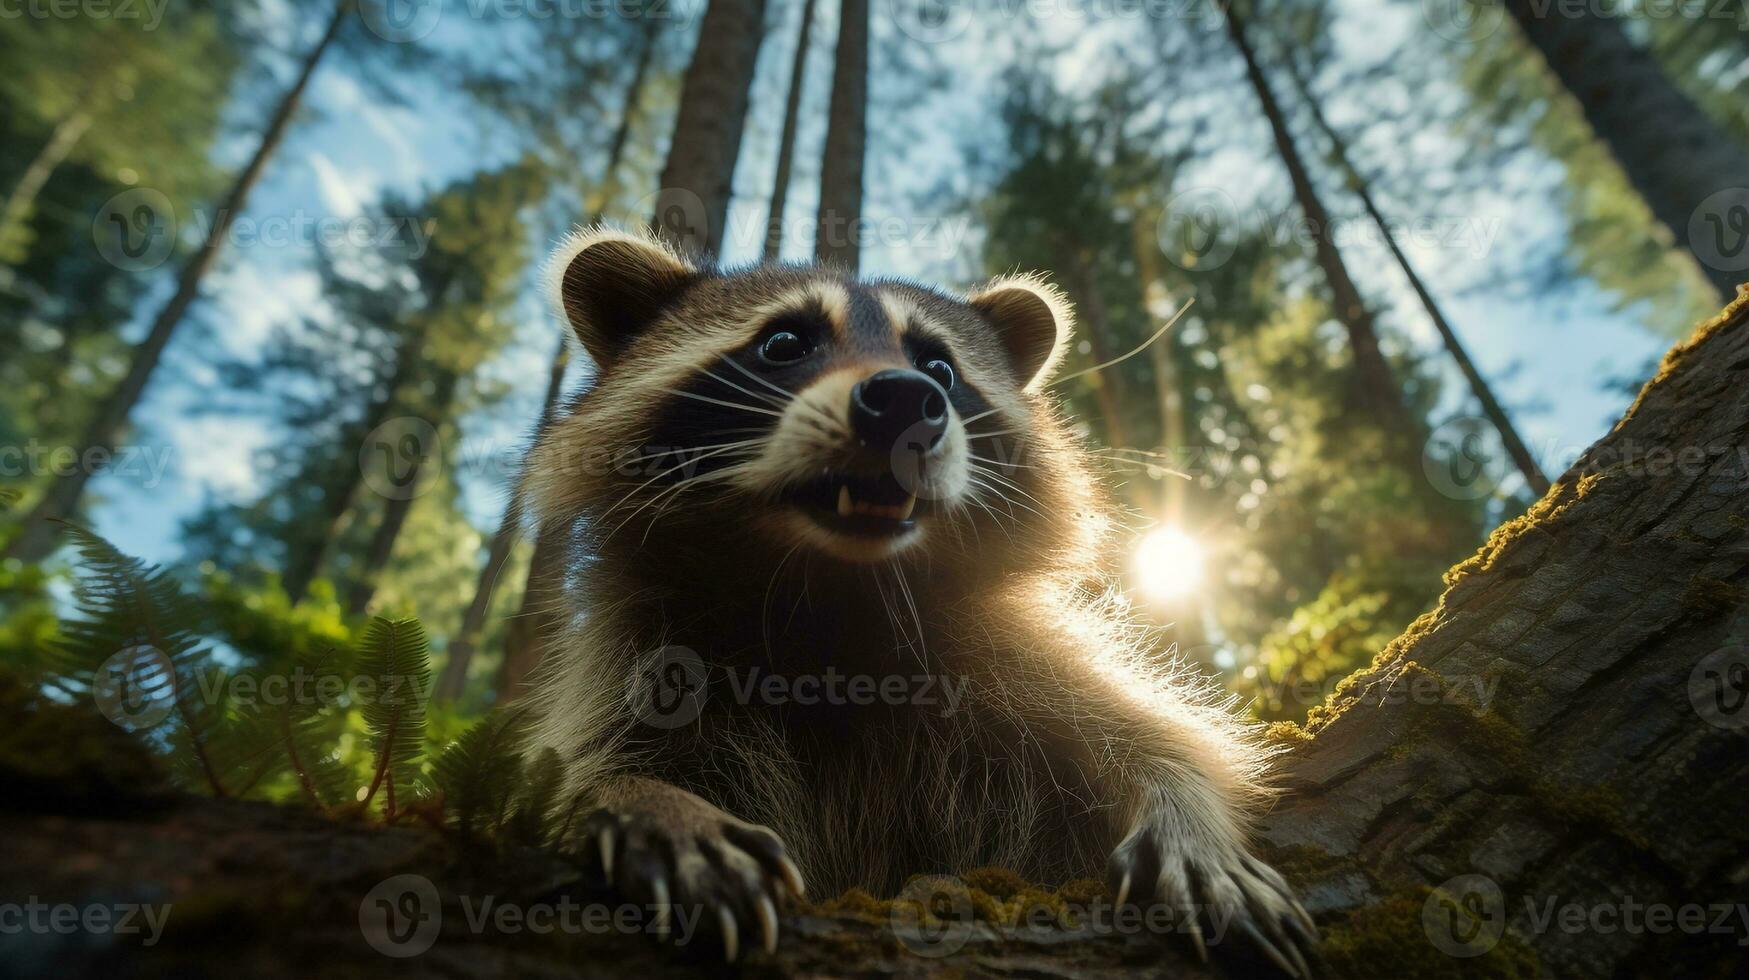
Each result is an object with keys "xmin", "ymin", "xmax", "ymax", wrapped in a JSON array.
[
  {"xmin": 966, "ymin": 274, "xmax": 1074, "ymax": 392},
  {"xmin": 545, "ymin": 225, "xmax": 698, "ymax": 366}
]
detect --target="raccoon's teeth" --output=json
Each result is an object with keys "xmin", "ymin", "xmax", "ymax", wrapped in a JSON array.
[
  {"xmin": 897, "ymin": 494, "xmax": 917, "ymax": 521},
  {"xmin": 837, "ymin": 485, "xmax": 853, "ymax": 517}
]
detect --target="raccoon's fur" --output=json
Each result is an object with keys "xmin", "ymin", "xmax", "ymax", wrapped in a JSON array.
[{"xmin": 520, "ymin": 226, "xmax": 1315, "ymax": 970}]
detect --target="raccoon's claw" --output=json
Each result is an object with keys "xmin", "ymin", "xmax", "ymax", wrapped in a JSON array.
[
  {"xmin": 580, "ymin": 804, "xmax": 803, "ymax": 961},
  {"xmin": 1107, "ymin": 830, "xmax": 1319, "ymax": 977}
]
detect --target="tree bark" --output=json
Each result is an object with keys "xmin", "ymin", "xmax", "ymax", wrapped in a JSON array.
[
  {"xmin": 344, "ymin": 370, "xmax": 458, "ymax": 617},
  {"xmin": 436, "ymin": 339, "xmax": 568, "ymax": 703},
  {"xmin": 763, "ymin": 0, "xmax": 820, "ymax": 261},
  {"xmin": 1278, "ymin": 56, "xmax": 1551, "ymax": 498},
  {"xmin": 1259, "ymin": 287, "xmax": 1749, "ymax": 977},
  {"xmin": 0, "ymin": 109, "xmax": 93, "ymax": 256},
  {"xmin": 1219, "ymin": 5, "xmax": 1419, "ymax": 456},
  {"xmin": 441, "ymin": 22, "xmax": 659, "ymax": 703},
  {"xmin": 8, "ymin": 293, "xmax": 1748, "ymax": 979},
  {"xmin": 653, "ymin": 0, "xmax": 768, "ymax": 256},
  {"xmin": 1503, "ymin": 0, "xmax": 1749, "ymax": 303},
  {"xmin": 3, "ymin": 0, "xmax": 349, "ymax": 564},
  {"xmin": 814, "ymin": 0, "xmax": 868, "ymax": 270}
]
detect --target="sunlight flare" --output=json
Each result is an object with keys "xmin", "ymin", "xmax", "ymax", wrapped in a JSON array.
[{"xmin": 1132, "ymin": 526, "xmax": 1205, "ymax": 601}]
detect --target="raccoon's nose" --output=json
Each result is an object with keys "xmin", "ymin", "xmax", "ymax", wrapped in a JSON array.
[{"xmin": 850, "ymin": 368, "xmax": 949, "ymax": 451}]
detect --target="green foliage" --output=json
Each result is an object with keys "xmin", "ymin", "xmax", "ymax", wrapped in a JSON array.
[
  {"xmin": 22, "ymin": 526, "xmax": 563, "ymax": 846},
  {"xmin": 355, "ymin": 617, "xmax": 431, "ymax": 819}
]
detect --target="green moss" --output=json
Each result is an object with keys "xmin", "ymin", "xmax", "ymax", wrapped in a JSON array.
[
  {"xmin": 1681, "ymin": 576, "xmax": 1745, "ymax": 618},
  {"xmin": 0, "ymin": 669, "xmax": 169, "ymax": 810},
  {"xmin": 1320, "ymin": 886, "xmax": 1540, "ymax": 979}
]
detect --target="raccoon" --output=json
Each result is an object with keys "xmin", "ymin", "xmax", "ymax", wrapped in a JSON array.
[{"xmin": 520, "ymin": 226, "xmax": 1316, "ymax": 972}]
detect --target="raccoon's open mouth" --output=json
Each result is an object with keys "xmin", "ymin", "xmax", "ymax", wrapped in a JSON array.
[{"xmin": 783, "ymin": 472, "xmax": 924, "ymax": 537}]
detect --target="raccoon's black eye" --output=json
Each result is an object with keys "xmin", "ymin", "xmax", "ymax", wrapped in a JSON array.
[
  {"xmin": 921, "ymin": 358, "xmax": 956, "ymax": 392},
  {"xmin": 758, "ymin": 329, "xmax": 811, "ymax": 365}
]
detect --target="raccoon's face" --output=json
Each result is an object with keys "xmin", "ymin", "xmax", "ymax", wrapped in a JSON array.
[{"xmin": 525, "ymin": 227, "xmax": 1075, "ymax": 566}]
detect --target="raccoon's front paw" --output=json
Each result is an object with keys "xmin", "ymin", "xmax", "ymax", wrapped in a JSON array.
[
  {"xmin": 580, "ymin": 788, "xmax": 805, "ymax": 962},
  {"xmin": 1107, "ymin": 820, "xmax": 1318, "ymax": 977}
]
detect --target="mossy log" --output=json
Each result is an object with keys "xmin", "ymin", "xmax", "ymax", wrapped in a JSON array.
[{"xmin": 4, "ymin": 291, "xmax": 1747, "ymax": 978}]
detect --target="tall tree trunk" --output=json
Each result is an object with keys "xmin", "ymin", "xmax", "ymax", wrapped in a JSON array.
[
  {"xmin": 0, "ymin": 109, "xmax": 93, "ymax": 255},
  {"xmin": 1261, "ymin": 288, "xmax": 1749, "ymax": 977},
  {"xmin": 814, "ymin": 0, "xmax": 868, "ymax": 269},
  {"xmin": 343, "ymin": 369, "xmax": 459, "ymax": 617},
  {"xmin": 653, "ymin": 0, "xmax": 768, "ymax": 255},
  {"xmin": 1060, "ymin": 249, "xmax": 1130, "ymax": 453},
  {"xmin": 281, "ymin": 348, "xmax": 417, "ymax": 604},
  {"xmin": 1130, "ymin": 215, "xmax": 1186, "ymax": 523},
  {"xmin": 496, "ymin": 525, "xmax": 564, "ymax": 701},
  {"xmin": 1279, "ymin": 57, "xmax": 1552, "ymax": 498},
  {"xmin": 1504, "ymin": 0, "xmax": 1749, "ymax": 302},
  {"xmin": 436, "ymin": 339, "xmax": 568, "ymax": 702},
  {"xmin": 3, "ymin": 0, "xmax": 349, "ymax": 564},
  {"xmin": 1220, "ymin": 5, "xmax": 1419, "ymax": 455},
  {"xmin": 763, "ymin": 0, "xmax": 820, "ymax": 261},
  {"xmin": 464, "ymin": 34, "xmax": 663, "ymax": 703}
]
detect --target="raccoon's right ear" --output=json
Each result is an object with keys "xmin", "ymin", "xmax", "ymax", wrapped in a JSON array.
[
  {"xmin": 545, "ymin": 225, "xmax": 698, "ymax": 365},
  {"xmin": 967, "ymin": 274, "xmax": 1074, "ymax": 392}
]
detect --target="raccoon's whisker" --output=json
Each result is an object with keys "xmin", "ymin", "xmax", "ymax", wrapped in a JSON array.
[
  {"xmin": 891, "ymin": 561, "xmax": 926, "ymax": 665},
  {"xmin": 968, "ymin": 454, "xmax": 1036, "ymax": 470},
  {"xmin": 968, "ymin": 464, "xmax": 1048, "ymax": 510},
  {"xmin": 618, "ymin": 439, "xmax": 765, "ymax": 467},
  {"xmin": 964, "ymin": 427, "xmax": 1024, "ymax": 441},
  {"xmin": 669, "ymin": 389, "xmax": 785, "ymax": 418},
  {"xmin": 960, "ymin": 407, "xmax": 1001, "ymax": 426},
  {"xmin": 614, "ymin": 462, "xmax": 753, "ymax": 547},
  {"xmin": 699, "ymin": 368, "xmax": 789, "ymax": 409},
  {"xmin": 967, "ymin": 473, "xmax": 1045, "ymax": 521},
  {"xmin": 762, "ymin": 540, "xmax": 806, "ymax": 658},
  {"xmin": 597, "ymin": 444, "xmax": 757, "ymax": 527},
  {"xmin": 717, "ymin": 354, "xmax": 796, "ymax": 401}
]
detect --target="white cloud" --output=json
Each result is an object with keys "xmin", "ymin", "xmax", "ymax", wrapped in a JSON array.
[
  {"xmin": 308, "ymin": 151, "xmax": 366, "ymax": 219},
  {"xmin": 174, "ymin": 416, "xmax": 274, "ymax": 501}
]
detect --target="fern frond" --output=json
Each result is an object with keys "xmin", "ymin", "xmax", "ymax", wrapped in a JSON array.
[
  {"xmin": 357, "ymin": 617, "xmax": 431, "ymax": 819},
  {"xmin": 431, "ymin": 706, "xmax": 529, "ymax": 841},
  {"xmin": 0, "ymin": 486, "xmax": 19, "ymax": 508},
  {"xmin": 54, "ymin": 522, "xmax": 229, "ymax": 797}
]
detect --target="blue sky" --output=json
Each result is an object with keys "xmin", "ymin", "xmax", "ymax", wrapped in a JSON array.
[{"xmin": 86, "ymin": 0, "xmax": 1674, "ymax": 566}]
